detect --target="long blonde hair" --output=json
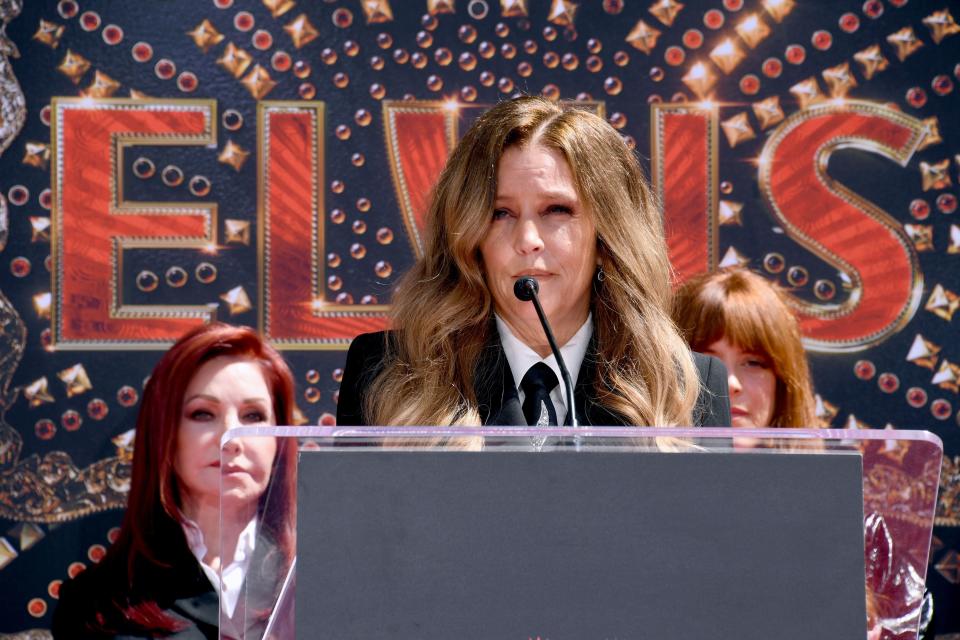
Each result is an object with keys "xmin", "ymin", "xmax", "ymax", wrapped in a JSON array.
[
  {"xmin": 367, "ymin": 96, "xmax": 699, "ymax": 427},
  {"xmin": 672, "ymin": 268, "xmax": 818, "ymax": 428}
]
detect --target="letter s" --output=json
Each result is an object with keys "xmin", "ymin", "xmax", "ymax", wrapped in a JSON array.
[{"xmin": 758, "ymin": 101, "xmax": 927, "ymax": 353}]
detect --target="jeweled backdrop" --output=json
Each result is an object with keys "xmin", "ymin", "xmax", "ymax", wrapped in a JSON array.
[{"xmin": 0, "ymin": 0, "xmax": 958, "ymax": 636}]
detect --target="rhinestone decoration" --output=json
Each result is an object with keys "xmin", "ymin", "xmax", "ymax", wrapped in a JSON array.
[
  {"xmin": 188, "ymin": 19, "xmax": 224, "ymax": 53},
  {"xmin": 906, "ymin": 334, "xmax": 941, "ymax": 370},
  {"xmin": 2, "ymin": 2, "xmax": 960, "ymax": 623},
  {"xmin": 57, "ymin": 364, "xmax": 92, "ymax": 398},
  {"xmin": 854, "ymin": 360, "xmax": 877, "ymax": 380},
  {"xmin": 57, "ymin": 49, "xmax": 91, "ymax": 83},
  {"xmin": 923, "ymin": 9, "xmax": 960, "ymax": 45},
  {"xmin": 220, "ymin": 285, "xmax": 253, "ymax": 315},
  {"xmin": 195, "ymin": 262, "xmax": 218, "ymax": 284},
  {"xmin": 932, "ymin": 360, "xmax": 960, "ymax": 393},
  {"xmin": 786, "ymin": 266, "xmax": 808, "ymax": 287},
  {"xmin": 926, "ymin": 284, "xmax": 959, "ymax": 321},
  {"xmin": 886, "ymin": 26, "xmax": 923, "ymax": 62}
]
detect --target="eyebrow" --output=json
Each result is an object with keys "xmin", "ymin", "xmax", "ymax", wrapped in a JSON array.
[
  {"xmin": 494, "ymin": 191, "xmax": 579, "ymax": 203},
  {"xmin": 183, "ymin": 394, "xmax": 270, "ymax": 405}
]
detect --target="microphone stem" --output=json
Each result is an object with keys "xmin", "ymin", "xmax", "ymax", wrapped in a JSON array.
[{"xmin": 527, "ymin": 292, "xmax": 579, "ymax": 428}]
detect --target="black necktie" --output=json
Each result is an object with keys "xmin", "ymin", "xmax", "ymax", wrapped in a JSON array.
[{"xmin": 520, "ymin": 362, "xmax": 559, "ymax": 426}]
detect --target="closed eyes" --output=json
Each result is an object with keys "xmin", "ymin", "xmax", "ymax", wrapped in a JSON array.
[{"xmin": 491, "ymin": 203, "xmax": 575, "ymax": 220}]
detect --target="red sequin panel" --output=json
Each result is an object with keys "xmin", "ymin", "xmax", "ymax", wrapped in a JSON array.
[
  {"xmin": 53, "ymin": 100, "xmax": 216, "ymax": 347},
  {"xmin": 383, "ymin": 102, "xmax": 457, "ymax": 257},
  {"xmin": 261, "ymin": 102, "xmax": 388, "ymax": 348},
  {"xmin": 758, "ymin": 102, "xmax": 925, "ymax": 352},
  {"xmin": 652, "ymin": 104, "xmax": 717, "ymax": 285}
]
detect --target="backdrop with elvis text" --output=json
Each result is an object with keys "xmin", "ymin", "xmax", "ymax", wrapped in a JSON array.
[{"xmin": 0, "ymin": 0, "xmax": 958, "ymax": 635}]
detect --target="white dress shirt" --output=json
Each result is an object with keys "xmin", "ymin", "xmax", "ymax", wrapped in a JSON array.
[
  {"xmin": 181, "ymin": 515, "xmax": 258, "ymax": 619},
  {"xmin": 495, "ymin": 313, "xmax": 593, "ymax": 423}
]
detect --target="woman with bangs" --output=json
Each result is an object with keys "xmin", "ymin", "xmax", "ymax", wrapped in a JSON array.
[
  {"xmin": 671, "ymin": 267, "xmax": 817, "ymax": 431},
  {"xmin": 672, "ymin": 268, "xmax": 939, "ymax": 640},
  {"xmin": 337, "ymin": 96, "xmax": 730, "ymax": 428}
]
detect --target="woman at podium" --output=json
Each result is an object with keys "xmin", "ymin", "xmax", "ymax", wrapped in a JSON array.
[
  {"xmin": 52, "ymin": 323, "xmax": 297, "ymax": 639},
  {"xmin": 337, "ymin": 96, "xmax": 730, "ymax": 428}
]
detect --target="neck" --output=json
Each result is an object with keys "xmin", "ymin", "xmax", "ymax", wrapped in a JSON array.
[
  {"xmin": 181, "ymin": 495, "xmax": 256, "ymax": 569},
  {"xmin": 497, "ymin": 303, "xmax": 590, "ymax": 358},
  {"xmin": 499, "ymin": 312, "xmax": 585, "ymax": 359}
]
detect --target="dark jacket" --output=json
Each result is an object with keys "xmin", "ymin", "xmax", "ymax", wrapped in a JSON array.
[
  {"xmin": 337, "ymin": 330, "xmax": 731, "ymax": 427},
  {"xmin": 52, "ymin": 526, "xmax": 288, "ymax": 640}
]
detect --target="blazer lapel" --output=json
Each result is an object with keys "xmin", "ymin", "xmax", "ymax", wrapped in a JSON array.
[
  {"xmin": 574, "ymin": 338, "xmax": 628, "ymax": 427},
  {"xmin": 230, "ymin": 531, "xmax": 287, "ymax": 638},
  {"xmin": 474, "ymin": 330, "xmax": 711, "ymax": 428},
  {"xmin": 475, "ymin": 339, "xmax": 526, "ymax": 426},
  {"xmin": 475, "ymin": 331, "xmax": 628, "ymax": 427},
  {"xmin": 163, "ymin": 547, "xmax": 220, "ymax": 633},
  {"xmin": 170, "ymin": 590, "xmax": 220, "ymax": 631}
]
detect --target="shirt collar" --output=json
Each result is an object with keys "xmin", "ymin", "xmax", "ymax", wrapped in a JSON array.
[
  {"xmin": 495, "ymin": 312, "xmax": 593, "ymax": 392},
  {"xmin": 180, "ymin": 514, "xmax": 258, "ymax": 563},
  {"xmin": 180, "ymin": 514, "xmax": 258, "ymax": 618}
]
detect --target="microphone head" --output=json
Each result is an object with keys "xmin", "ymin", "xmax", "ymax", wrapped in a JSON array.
[{"xmin": 513, "ymin": 276, "xmax": 539, "ymax": 301}]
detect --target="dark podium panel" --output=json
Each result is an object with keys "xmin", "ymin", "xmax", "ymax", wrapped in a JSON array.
[
  {"xmin": 220, "ymin": 427, "xmax": 943, "ymax": 640},
  {"xmin": 298, "ymin": 450, "xmax": 865, "ymax": 640}
]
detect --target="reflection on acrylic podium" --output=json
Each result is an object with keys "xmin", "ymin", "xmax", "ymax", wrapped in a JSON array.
[{"xmin": 221, "ymin": 426, "xmax": 941, "ymax": 640}]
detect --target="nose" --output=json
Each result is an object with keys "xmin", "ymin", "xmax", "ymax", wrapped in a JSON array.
[
  {"xmin": 513, "ymin": 217, "xmax": 545, "ymax": 254},
  {"xmin": 727, "ymin": 371, "xmax": 742, "ymax": 396},
  {"xmin": 223, "ymin": 409, "xmax": 243, "ymax": 430},
  {"xmin": 219, "ymin": 411, "xmax": 245, "ymax": 454},
  {"xmin": 222, "ymin": 432, "xmax": 243, "ymax": 457}
]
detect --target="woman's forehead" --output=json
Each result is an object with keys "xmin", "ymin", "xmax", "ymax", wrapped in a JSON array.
[
  {"xmin": 495, "ymin": 144, "xmax": 578, "ymax": 197},
  {"xmin": 185, "ymin": 356, "xmax": 270, "ymax": 395}
]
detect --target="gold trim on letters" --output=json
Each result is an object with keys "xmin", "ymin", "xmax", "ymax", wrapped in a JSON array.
[
  {"xmin": 382, "ymin": 100, "xmax": 458, "ymax": 258},
  {"xmin": 756, "ymin": 100, "xmax": 926, "ymax": 353},
  {"xmin": 51, "ymin": 98, "xmax": 219, "ymax": 350},
  {"xmin": 258, "ymin": 101, "xmax": 390, "ymax": 350},
  {"xmin": 650, "ymin": 102, "xmax": 720, "ymax": 274}
]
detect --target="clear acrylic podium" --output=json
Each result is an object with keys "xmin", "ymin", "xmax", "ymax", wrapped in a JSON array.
[{"xmin": 220, "ymin": 426, "xmax": 942, "ymax": 640}]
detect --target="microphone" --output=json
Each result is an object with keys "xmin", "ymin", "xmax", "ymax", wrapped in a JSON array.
[{"xmin": 513, "ymin": 276, "xmax": 578, "ymax": 428}]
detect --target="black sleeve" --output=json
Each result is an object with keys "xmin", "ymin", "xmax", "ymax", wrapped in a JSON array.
[
  {"xmin": 692, "ymin": 352, "xmax": 731, "ymax": 427},
  {"xmin": 336, "ymin": 331, "xmax": 390, "ymax": 426}
]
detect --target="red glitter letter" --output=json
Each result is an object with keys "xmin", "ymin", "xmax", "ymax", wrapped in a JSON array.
[
  {"xmin": 651, "ymin": 104, "xmax": 719, "ymax": 284},
  {"xmin": 260, "ymin": 101, "xmax": 390, "ymax": 349},
  {"xmin": 758, "ymin": 101, "xmax": 926, "ymax": 352},
  {"xmin": 52, "ymin": 99, "xmax": 217, "ymax": 349}
]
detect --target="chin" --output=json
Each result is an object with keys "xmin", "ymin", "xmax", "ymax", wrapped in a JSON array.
[
  {"xmin": 497, "ymin": 298, "xmax": 535, "ymax": 323},
  {"xmin": 222, "ymin": 487, "xmax": 263, "ymax": 509}
]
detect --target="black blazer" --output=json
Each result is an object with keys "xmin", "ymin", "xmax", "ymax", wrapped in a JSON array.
[
  {"xmin": 337, "ymin": 330, "xmax": 731, "ymax": 427},
  {"xmin": 52, "ymin": 527, "xmax": 287, "ymax": 640}
]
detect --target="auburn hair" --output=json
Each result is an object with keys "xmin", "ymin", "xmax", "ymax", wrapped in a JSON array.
[
  {"xmin": 83, "ymin": 322, "xmax": 296, "ymax": 634},
  {"xmin": 672, "ymin": 268, "xmax": 818, "ymax": 428}
]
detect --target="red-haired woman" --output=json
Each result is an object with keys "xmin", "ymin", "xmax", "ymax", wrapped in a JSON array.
[
  {"xmin": 673, "ymin": 268, "xmax": 934, "ymax": 640},
  {"xmin": 672, "ymin": 267, "xmax": 817, "ymax": 431},
  {"xmin": 53, "ymin": 323, "xmax": 296, "ymax": 639}
]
